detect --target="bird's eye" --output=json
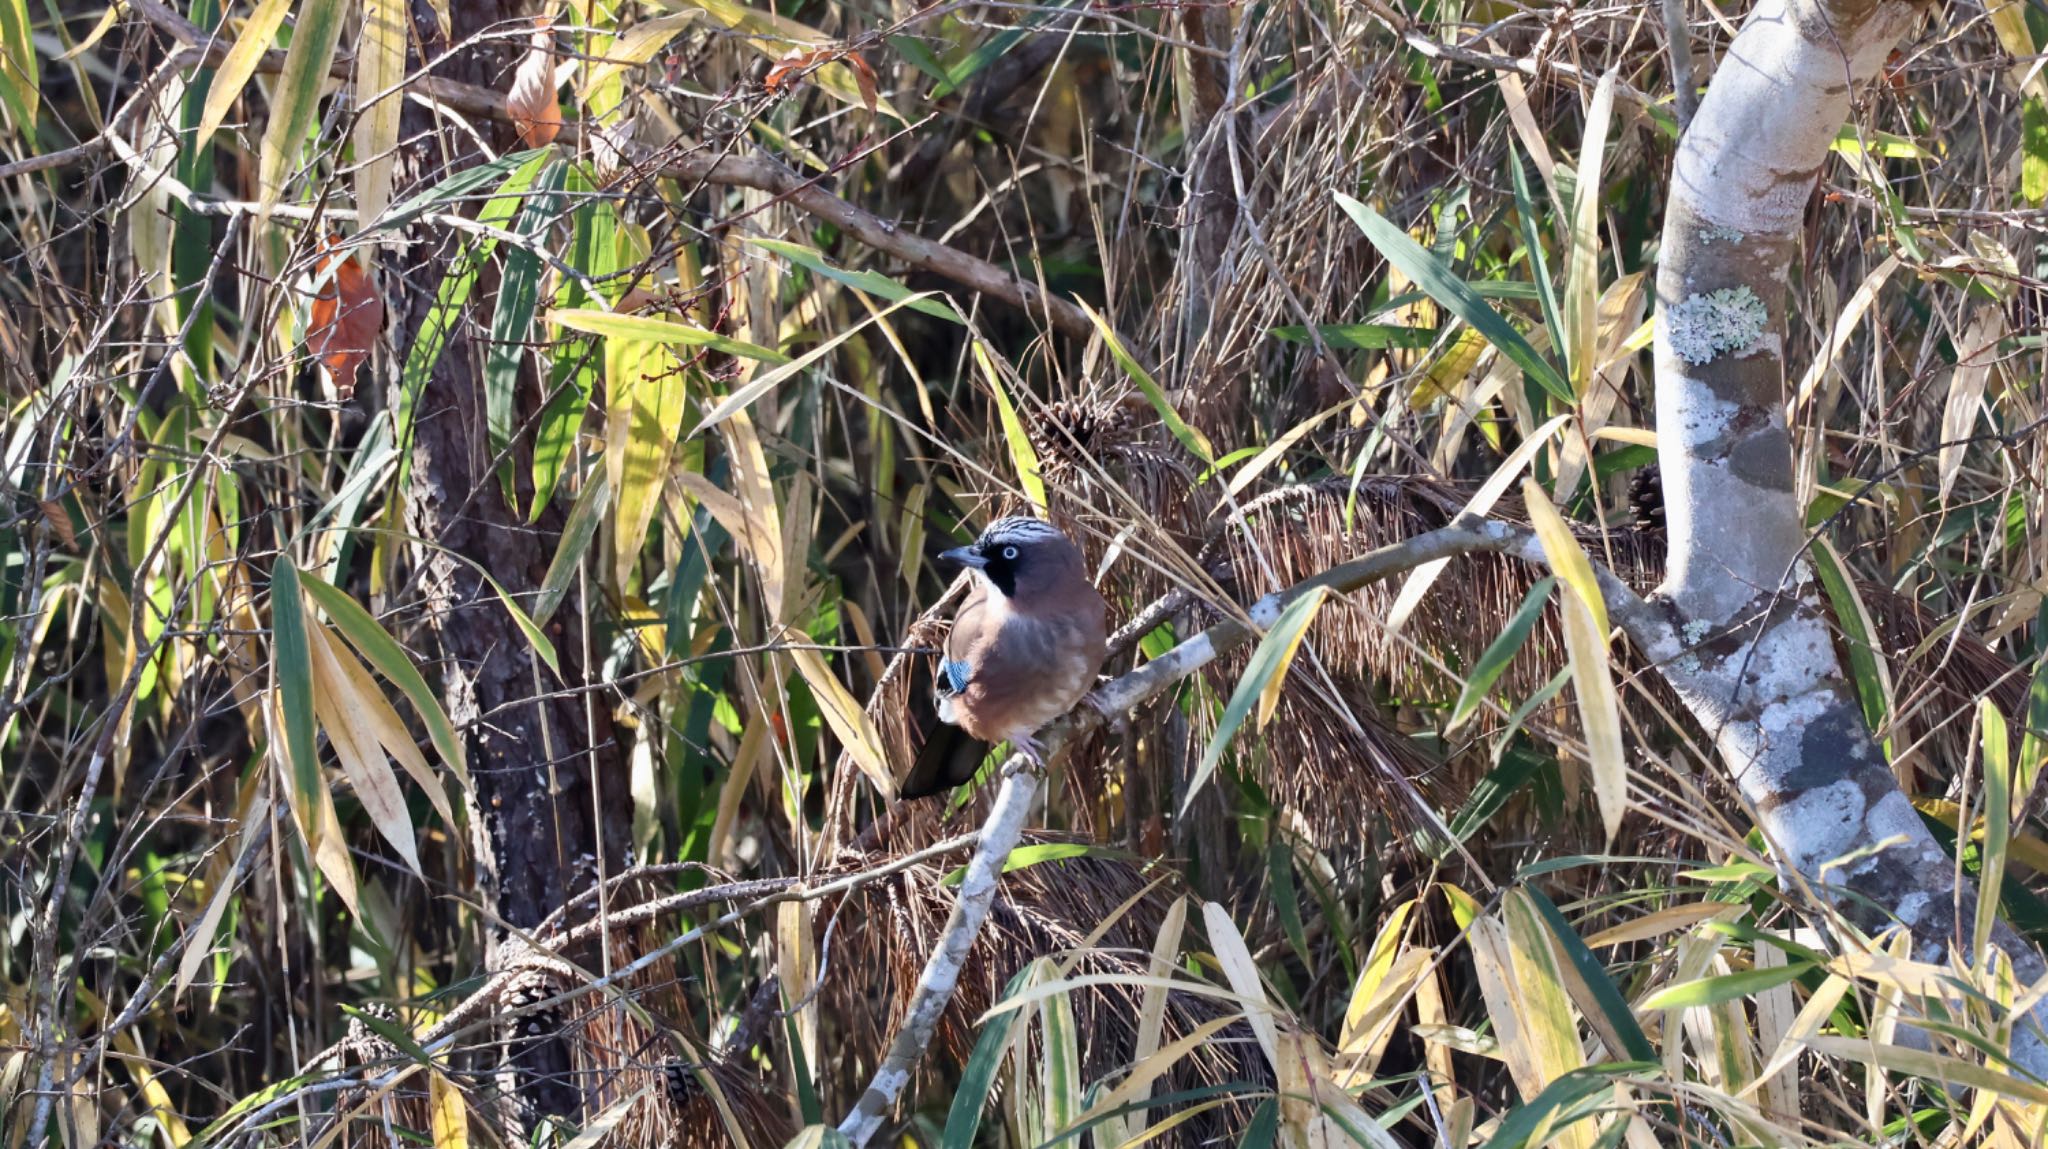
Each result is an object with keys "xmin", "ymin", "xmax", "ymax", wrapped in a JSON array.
[{"xmin": 1001, "ymin": 545, "xmax": 1019, "ymax": 561}]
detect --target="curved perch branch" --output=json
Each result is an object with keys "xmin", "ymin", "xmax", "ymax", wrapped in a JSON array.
[{"xmin": 835, "ymin": 516, "xmax": 1589, "ymax": 1146}]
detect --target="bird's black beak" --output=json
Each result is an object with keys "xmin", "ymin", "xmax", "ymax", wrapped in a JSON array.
[{"xmin": 939, "ymin": 545, "xmax": 987, "ymax": 569}]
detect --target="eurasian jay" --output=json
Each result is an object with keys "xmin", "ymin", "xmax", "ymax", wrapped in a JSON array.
[{"xmin": 897, "ymin": 517, "xmax": 1109, "ymax": 797}]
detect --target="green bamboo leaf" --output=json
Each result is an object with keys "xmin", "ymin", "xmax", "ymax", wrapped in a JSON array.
[
  {"xmin": 1333, "ymin": 192, "xmax": 1573, "ymax": 405},
  {"xmin": 295, "ymin": 570, "xmax": 468, "ymax": 786},
  {"xmin": 1448, "ymin": 577, "xmax": 1555, "ymax": 732},
  {"xmin": 257, "ymin": 0, "xmax": 349, "ymax": 211},
  {"xmin": 1078, "ymin": 299, "xmax": 1214, "ymax": 465},
  {"xmin": 944, "ymin": 966, "xmax": 1035, "ymax": 1149},
  {"xmin": 532, "ymin": 174, "xmax": 611, "ymax": 518},
  {"xmin": 550, "ymin": 309, "xmax": 791, "ymax": 364},
  {"xmin": 375, "ymin": 147, "xmax": 554, "ymax": 236},
  {"xmin": 1638, "ymin": 962, "xmax": 1814, "ymax": 1011},
  {"xmin": 1480, "ymin": 1064, "xmax": 1654, "ymax": 1149},
  {"xmin": 269, "ymin": 559, "xmax": 322, "ymax": 817},
  {"xmin": 533, "ymin": 466, "xmax": 609, "ymax": 627},
  {"xmin": 747, "ymin": 238, "xmax": 963, "ymax": 322},
  {"xmin": 1522, "ymin": 886, "xmax": 1658, "ymax": 1064},
  {"xmin": 0, "ymin": 0, "xmax": 38, "ymax": 139},
  {"xmin": 977, "ymin": 343, "xmax": 1046, "ymax": 513},
  {"xmin": 1039, "ymin": 959, "xmax": 1082, "ymax": 1136},
  {"xmin": 1509, "ymin": 137, "xmax": 1565, "ymax": 377},
  {"xmin": 2020, "ymin": 598, "xmax": 2048, "ymax": 806},
  {"xmin": 394, "ymin": 149, "xmax": 555, "ymax": 494},
  {"xmin": 1810, "ymin": 537, "xmax": 1892, "ymax": 742},
  {"xmin": 486, "ymin": 159, "xmax": 567, "ymax": 502},
  {"xmin": 1975, "ymin": 698, "xmax": 2012, "ymax": 966},
  {"xmin": 1183, "ymin": 587, "xmax": 1331, "ymax": 814},
  {"xmin": 1270, "ymin": 324, "xmax": 1440, "ymax": 351}
]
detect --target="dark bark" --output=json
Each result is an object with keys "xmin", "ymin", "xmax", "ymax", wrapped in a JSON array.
[{"xmin": 391, "ymin": 0, "xmax": 632, "ymax": 1121}]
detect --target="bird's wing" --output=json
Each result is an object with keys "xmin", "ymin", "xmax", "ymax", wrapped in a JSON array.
[{"xmin": 942, "ymin": 581, "xmax": 991, "ymax": 693}]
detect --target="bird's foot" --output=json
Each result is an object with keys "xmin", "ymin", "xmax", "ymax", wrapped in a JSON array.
[{"xmin": 1008, "ymin": 732, "xmax": 1046, "ymax": 768}]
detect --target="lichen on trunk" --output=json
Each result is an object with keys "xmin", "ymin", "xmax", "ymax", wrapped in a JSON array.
[{"xmin": 1648, "ymin": 0, "xmax": 2048, "ymax": 1075}]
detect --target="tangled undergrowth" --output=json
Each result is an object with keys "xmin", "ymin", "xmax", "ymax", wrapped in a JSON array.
[{"xmin": 5, "ymin": 0, "xmax": 2048, "ymax": 1145}]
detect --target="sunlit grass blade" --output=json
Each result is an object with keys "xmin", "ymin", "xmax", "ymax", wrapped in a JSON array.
[
  {"xmin": 748, "ymin": 238, "xmax": 963, "ymax": 322},
  {"xmin": 550, "ymin": 309, "xmax": 790, "ymax": 363},
  {"xmin": 975, "ymin": 342, "xmax": 1046, "ymax": 514},
  {"xmin": 1976, "ymin": 698, "xmax": 2013, "ymax": 968}
]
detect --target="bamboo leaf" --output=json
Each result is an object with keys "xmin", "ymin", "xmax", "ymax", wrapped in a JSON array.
[
  {"xmin": 1335, "ymin": 192, "xmax": 1574, "ymax": 404},
  {"xmin": 485, "ymin": 160, "xmax": 567, "ymax": 500},
  {"xmin": 1811, "ymin": 536, "xmax": 1894, "ymax": 743},
  {"xmin": 1638, "ymin": 963, "xmax": 1814, "ymax": 1010},
  {"xmin": 748, "ymin": 238, "xmax": 963, "ymax": 322},
  {"xmin": 661, "ymin": 0, "xmax": 902, "ymax": 119},
  {"xmin": 296, "ymin": 571, "xmax": 468, "ymax": 787},
  {"xmin": 1080, "ymin": 299, "xmax": 1215, "ymax": 464},
  {"xmin": 429, "ymin": 1070, "xmax": 470, "ymax": 1148},
  {"xmin": 257, "ymin": 0, "xmax": 349, "ymax": 211},
  {"xmin": 1184, "ymin": 587, "xmax": 1330, "ymax": 814},
  {"xmin": 534, "ymin": 466, "xmax": 608, "ymax": 626},
  {"xmin": 1201, "ymin": 902, "xmax": 1278, "ymax": 1068},
  {"xmin": 0, "ymin": 0, "xmax": 37, "ymax": 136},
  {"xmin": 1560, "ymin": 589, "xmax": 1627, "ymax": 845},
  {"xmin": 696, "ymin": 294, "xmax": 934, "ymax": 433},
  {"xmin": 197, "ymin": 0, "xmax": 294, "ymax": 152},
  {"xmin": 550, "ymin": 309, "xmax": 790, "ymax": 363},
  {"xmin": 305, "ymin": 620, "xmax": 422, "ymax": 875},
  {"xmin": 1521, "ymin": 478, "xmax": 1608, "ymax": 639},
  {"xmin": 976, "ymin": 342, "xmax": 1046, "ymax": 514},
  {"xmin": 1448, "ymin": 577, "xmax": 1556, "ymax": 732},
  {"xmin": 270, "ymin": 560, "xmax": 322, "ymax": 828},
  {"xmin": 1975, "ymin": 698, "xmax": 2013, "ymax": 967},
  {"xmin": 945, "ymin": 966, "xmax": 1034, "ymax": 1149},
  {"xmin": 319, "ymin": 609, "xmax": 455, "ymax": 827},
  {"xmin": 1563, "ymin": 71, "xmax": 1616, "ymax": 397},
  {"xmin": 788, "ymin": 646, "xmax": 893, "ymax": 799},
  {"xmin": 352, "ymin": 0, "xmax": 407, "ymax": 225},
  {"xmin": 578, "ymin": 11, "xmax": 701, "ymax": 99}
]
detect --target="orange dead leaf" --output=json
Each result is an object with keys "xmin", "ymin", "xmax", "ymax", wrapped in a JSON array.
[
  {"xmin": 307, "ymin": 239, "xmax": 384, "ymax": 399},
  {"xmin": 845, "ymin": 53, "xmax": 878, "ymax": 116},
  {"xmin": 508, "ymin": 16, "xmax": 562, "ymax": 148},
  {"xmin": 763, "ymin": 46, "xmax": 831, "ymax": 95}
]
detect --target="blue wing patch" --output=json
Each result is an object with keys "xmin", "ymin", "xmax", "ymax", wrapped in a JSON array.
[{"xmin": 940, "ymin": 659, "xmax": 971, "ymax": 695}]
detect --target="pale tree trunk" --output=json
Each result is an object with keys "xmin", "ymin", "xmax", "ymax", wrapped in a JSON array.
[{"xmin": 1645, "ymin": 0, "xmax": 2048, "ymax": 1074}]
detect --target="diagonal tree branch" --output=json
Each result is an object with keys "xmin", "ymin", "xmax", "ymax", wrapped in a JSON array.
[{"xmin": 1650, "ymin": 0, "xmax": 2048, "ymax": 1077}]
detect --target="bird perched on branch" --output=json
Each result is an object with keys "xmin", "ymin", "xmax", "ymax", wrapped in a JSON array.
[{"xmin": 898, "ymin": 517, "xmax": 1109, "ymax": 798}]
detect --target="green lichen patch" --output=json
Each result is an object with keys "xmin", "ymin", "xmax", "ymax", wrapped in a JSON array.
[{"xmin": 1666, "ymin": 286, "xmax": 1769, "ymax": 365}]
